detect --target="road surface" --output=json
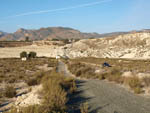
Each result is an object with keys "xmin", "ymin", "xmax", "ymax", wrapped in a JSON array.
[{"xmin": 58, "ymin": 60, "xmax": 150, "ymax": 113}]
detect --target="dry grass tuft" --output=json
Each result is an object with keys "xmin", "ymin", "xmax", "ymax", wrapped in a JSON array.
[{"xmin": 4, "ymin": 85, "xmax": 16, "ymax": 98}]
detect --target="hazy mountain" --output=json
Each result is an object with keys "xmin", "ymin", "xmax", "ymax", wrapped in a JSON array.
[
  {"xmin": 0, "ymin": 27, "xmax": 150, "ymax": 41},
  {"xmin": 0, "ymin": 31, "xmax": 7, "ymax": 38},
  {"xmin": 0, "ymin": 27, "xmax": 102, "ymax": 41}
]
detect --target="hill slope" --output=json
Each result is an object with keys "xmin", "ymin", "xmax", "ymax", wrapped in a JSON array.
[{"xmin": 64, "ymin": 31, "xmax": 150, "ymax": 59}]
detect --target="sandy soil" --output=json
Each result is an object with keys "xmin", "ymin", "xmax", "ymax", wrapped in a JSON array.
[{"xmin": 0, "ymin": 45, "xmax": 55, "ymax": 58}]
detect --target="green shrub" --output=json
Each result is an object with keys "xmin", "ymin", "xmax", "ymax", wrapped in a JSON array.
[
  {"xmin": 28, "ymin": 51, "xmax": 37, "ymax": 58},
  {"xmin": 20, "ymin": 51, "xmax": 28, "ymax": 58},
  {"xmin": 4, "ymin": 85, "xmax": 16, "ymax": 98}
]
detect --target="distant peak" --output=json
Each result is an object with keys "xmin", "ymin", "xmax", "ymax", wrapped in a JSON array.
[{"xmin": 17, "ymin": 28, "xmax": 26, "ymax": 32}]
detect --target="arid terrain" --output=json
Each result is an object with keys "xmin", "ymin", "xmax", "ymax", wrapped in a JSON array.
[
  {"xmin": 1, "ymin": 29, "xmax": 150, "ymax": 59},
  {"xmin": 1, "ymin": 29, "xmax": 150, "ymax": 113}
]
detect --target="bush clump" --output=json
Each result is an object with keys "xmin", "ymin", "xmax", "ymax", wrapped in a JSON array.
[
  {"xmin": 20, "ymin": 51, "xmax": 37, "ymax": 59},
  {"xmin": 127, "ymin": 77, "xmax": 141, "ymax": 89},
  {"xmin": 68, "ymin": 62, "xmax": 96, "ymax": 79},
  {"xmin": 20, "ymin": 51, "xmax": 28, "ymax": 58},
  {"xmin": 7, "ymin": 70, "xmax": 76, "ymax": 113},
  {"xmin": 7, "ymin": 105, "xmax": 44, "ymax": 113},
  {"xmin": 26, "ymin": 78, "xmax": 38, "ymax": 86},
  {"xmin": 28, "ymin": 51, "xmax": 37, "ymax": 58},
  {"xmin": 124, "ymin": 77, "xmax": 143, "ymax": 94},
  {"xmin": 4, "ymin": 85, "xmax": 16, "ymax": 98},
  {"xmin": 80, "ymin": 102, "xmax": 89, "ymax": 113}
]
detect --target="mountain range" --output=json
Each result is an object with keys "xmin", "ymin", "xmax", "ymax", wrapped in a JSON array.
[
  {"xmin": 0, "ymin": 27, "xmax": 150, "ymax": 41},
  {"xmin": 0, "ymin": 27, "xmax": 101, "ymax": 41}
]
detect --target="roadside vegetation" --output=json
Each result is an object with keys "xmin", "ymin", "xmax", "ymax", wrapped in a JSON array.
[
  {"xmin": 0, "ymin": 57, "xmax": 58, "ymax": 106},
  {"xmin": 67, "ymin": 57, "xmax": 150, "ymax": 94},
  {"xmin": 0, "ymin": 58, "xmax": 85, "ymax": 113},
  {"xmin": 71, "ymin": 57, "xmax": 150, "ymax": 73},
  {"xmin": 6, "ymin": 69, "xmax": 77, "ymax": 113}
]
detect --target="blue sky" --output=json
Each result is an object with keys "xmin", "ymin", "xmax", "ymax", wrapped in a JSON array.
[{"xmin": 0, "ymin": 0, "xmax": 150, "ymax": 33}]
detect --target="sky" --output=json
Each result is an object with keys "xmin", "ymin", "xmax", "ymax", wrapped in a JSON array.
[{"xmin": 0, "ymin": 0, "xmax": 150, "ymax": 33}]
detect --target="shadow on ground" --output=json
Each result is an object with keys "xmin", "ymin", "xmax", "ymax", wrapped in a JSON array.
[
  {"xmin": 67, "ymin": 80, "xmax": 109, "ymax": 113},
  {"xmin": 67, "ymin": 80, "xmax": 91, "ymax": 113}
]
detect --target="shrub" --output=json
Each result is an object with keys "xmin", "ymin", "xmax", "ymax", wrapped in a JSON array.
[
  {"xmin": 98, "ymin": 73, "xmax": 108, "ymax": 80},
  {"xmin": 4, "ymin": 85, "xmax": 16, "ymax": 98},
  {"xmin": 28, "ymin": 51, "xmax": 37, "ymax": 58},
  {"xmin": 80, "ymin": 102, "xmax": 89, "ymax": 113},
  {"xmin": 26, "ymin": 78, "xmax": 38, "ymax": 86},
  {"xmin": 20, "ymin": 51, "xmax": 28, "ymax": 58},
  {"xmin": 127, "ymin": 77, "xmax": 141, "ymax": 89},
  {"xmin": 142, "ymin": 77, "xmax": 150, "ymax": 87},
  {"xmin": 62, "ymin": 77, "xmax": 77, "ymax": 94},
  {"xmin": 42, "ymin": 75, "xmax": 67, "ymax": 112},
  {"xmin": 68, "ymin": 62, "xmax": 96, "ymax": 79},
  {"xmin": 7, "ymin": 105, "xmax": 44, "ymax": 113},
  {"xmin": 133, "ymin": 87, "xmax": 142, "ymax": 94}
]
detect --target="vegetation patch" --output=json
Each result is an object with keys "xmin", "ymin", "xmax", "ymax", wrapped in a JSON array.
[
  {"xmin": 6, "ymin": 69, "xmax": 77, "ymax": 113},
  {"xmin": 4, "ymin": 85, "xmax": 16, "ymax": 98}
]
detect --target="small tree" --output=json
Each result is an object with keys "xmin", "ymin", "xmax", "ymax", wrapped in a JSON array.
[
  {"xmin": 28, "ymin": 51, "xmax": 37, "ymax": 58},
  {"xmin": 20, "ymin": 51, "xmax": 28, "ymax": 58}
]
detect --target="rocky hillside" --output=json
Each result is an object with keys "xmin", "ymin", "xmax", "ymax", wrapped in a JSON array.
[
  {"xmin": 0, "ymin": 27, "xmax": 101, "ymax": 41},
  {"xmin": 63, "ymin": 31, "xmax": 150, "ymax": 59}
]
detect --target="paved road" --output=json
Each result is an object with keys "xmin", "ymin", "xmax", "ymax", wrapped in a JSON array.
[
  {"xmin": 57, "ymin": 60, "xmax": 74, "ymax": 77},
  {"xmin": 77, "ymin": 80, "xmax": 150, "ymax": 113},
  {"xmin": 57, "ymin": 60, "xmax": 150, "ymax": 113}
]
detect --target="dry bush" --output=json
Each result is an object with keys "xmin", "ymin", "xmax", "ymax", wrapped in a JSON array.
[
  {"xmin": 68, "ymin": 62, "xmax": 96, "ymax": 79},
  {"xmin": 127, "ymin": 77, "xmax": 141, "ymax": 88},
  {"xmin": 8, "ymin": 70, "xmax": 75, "ymax": 113},
  {"xmin": 41, "ymin": 71, "xmax": 68, "ymax": 112},
  {"xmin": 80, "ymin": 102, "xmax": 89, "ymax": 113},
  {"xmin": 107, "ymin": 69, "xmax": 123, "ymax": 84},
  {"xmin": 0, "ymin": 58, "xmax": 58, "ymax": 83},
  {"xmin": 62, "ymin": 77, "xmax": 77, "ymax": 94},
  {"xmin": 7, "ymin": 105, "xmax": 45, "ymax": 113},
  {"xmin": 26, "ymin": 71, "xmax": 46, "ymax": 86},
  {"xmin": 142, "ymin": 77, "xmax": 150, "ymax": 87},
  {"xmin": 42, "ymin": 79, "xmax": 67, "ymax": 112},
  {"xmin": 124, "ymin": 77, "xmax": 143, "ymax": 94},
  {"xmin": 26, "ymin": 78, "xmax": 38, "ymax": 86},
  {"xmin": 4, "ymin": 85, "xmax": 16, "ymax": 98},
  {"xmin": 133, "ymin": 87, "xmax": 142, "ymax": 94},
  {"xmin": 98, "ymin": 73, "xmax": 108, "ymax": 80}
]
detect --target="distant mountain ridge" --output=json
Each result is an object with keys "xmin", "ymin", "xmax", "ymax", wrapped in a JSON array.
[
  {"xmin": 0, "ymin": 27, "xmax": 150, "ymax": 41},
  {"xmin": 0, "ymin": 27, "xmax": 102, "ymax": 41},
  {"xmin": 0, "ymin": 31, "xmax": 7, "ymax": 38}
]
